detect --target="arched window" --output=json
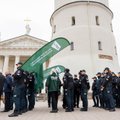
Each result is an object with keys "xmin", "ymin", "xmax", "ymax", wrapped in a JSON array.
[
  {"xmin": 72, "ymin": 16, "xmax": 75, "ymax": 26},
  {"xmin": 98, "ymin": 41, "xmax": 102, "ymax": 50},
  {"xmin": 70, "ymin": 42, "xmax": 74, "ymax": 51},
  {"xmin": 96, "ymin": 16, "xmax": 100, "ymax": 26}
]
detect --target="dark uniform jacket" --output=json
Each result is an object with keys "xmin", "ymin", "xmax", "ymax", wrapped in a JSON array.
[
  {"xmin": 63, "ymin": 73, "xmax": 74, "ymax": 90},
  {"xmin": 0, "ymin": 73, "xmax": 5, "ymax": 95},
  {"xmin": 79, "ymin": 74, "xmax": 90, "ymax": 90},
  {"xmin": 13, "ymin": 68, "xmax": 24, "ymax": 86},
  {"xmin": 3, "ymin": 74, "xmax": 13, "ymax": 93}
]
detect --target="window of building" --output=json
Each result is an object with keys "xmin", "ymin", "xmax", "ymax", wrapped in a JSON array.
[
  {"xmin": 53, "ymin": 25, "xmax": 56, "ymax": 33},
  {"xmin": 96, "ymin": 16, "xmax": 100, "ymax": 26},
  {"xmin": 110, "ymin": 23, "xmax": 113, "ymax": 32},
  {"xmin": 72, "ymin": 16, "xmax": 75, "ymax": 26},
  {"xmin": 70, "ymin": 42, "xmax": 74, "ymax": 51},
  {"xmin": 98, "ymin": 41, "xmax": 102, "ymax": 50},
  {"xmin": 115, "ymin": 46, "xmax": 117, "ymax": 55}
]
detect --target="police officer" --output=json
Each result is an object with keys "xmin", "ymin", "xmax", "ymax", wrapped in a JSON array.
[
  {"xmin": 116, "ymin": 72, "xmax": 120, "ymax": 108},
  {"xmin": 92, "ymin": 77, "xmax": 99, "ymax": 107},
  {"xmin": 46, "ymin": 69, "xmax": 61, "ymax": 113},
  {"xmin": 9, "ymin": 62, "xmax": 25, "ymax": 117},
  {"xmin": 79, "ymin": 70, "xmax": 90, "ymax": 111},
  {"xmin": 28, "ymin": 72, "xmax": 35, "ymax": 110},
  {"xmin": 102, "ymin": 67, "xmax": 115, "ymax": 112},
  {"xmin": 98, "ymin": 73, "xmax": 106, "ymax": 109},
  {"xmin": 73, "ymin": 75, "xmax": 80, "ymax": 108},
  {"xmin": 63, "ymin": 68, "xmax": 74, "ymax": 112},
  {"xmin": 2, "ymin": 71, "xmax": 13, "ymax": 112},
  {"xmin": 96, "ymin": 72, "xmax": 103, "ymax": 108},
  {"xmin": 0, "ymin": 72, "xmax": 5, "ymax": 104},
  {"xmin": 111, "ymin": 72, "xmax": 118, "ymax": 108}
]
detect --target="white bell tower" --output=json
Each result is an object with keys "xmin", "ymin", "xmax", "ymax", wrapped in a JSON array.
[{"xmin": 50, "ymin": 0, "xmax": 120, "ymax": 77}]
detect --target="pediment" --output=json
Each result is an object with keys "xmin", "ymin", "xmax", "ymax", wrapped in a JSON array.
[{"xmin": 0, "ymin": 35, "xmax": 47, "ymax": 49}]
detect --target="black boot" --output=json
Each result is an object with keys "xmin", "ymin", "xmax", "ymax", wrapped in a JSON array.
[
  {"xmin": 80, "ymin": 108, "xmax": 88, "ymax": 111},
  {"xmin": 8, "ymin": 112, "xmax": 19, "ymax": 117}
]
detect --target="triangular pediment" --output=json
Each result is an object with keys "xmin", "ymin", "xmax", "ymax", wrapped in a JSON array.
[{"xmin": 0, "ymin": 34, "xmax": 47, "ymax": 49}]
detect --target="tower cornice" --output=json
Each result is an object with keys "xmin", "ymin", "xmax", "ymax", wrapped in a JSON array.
[{"xmin": 50, "ymin": 1, "xmax": 113, "ymax": 26}]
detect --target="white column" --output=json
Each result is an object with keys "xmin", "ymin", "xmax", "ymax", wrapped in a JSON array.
[
  {"xmin": 14, "ymin": 56, "xmax": 20, "ymax": 72},
  {"xmin": 3, "ymin": 55, "xmax": 9, "ymax": 74}
]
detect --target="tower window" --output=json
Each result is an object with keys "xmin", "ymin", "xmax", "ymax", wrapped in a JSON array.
[
  {"xmin": 115, "ymin": 46, "xmax": 117, "ymax": 55},
  {"xmin": 98, "ymin": 41, "xmax": 102, "ymax": 50},
  {"xmin": 72, "ymin": 16, "xmax": 75, "ymax": 26},
  {"xmin": 70, "ymin": 42, "xmax": 74, "ymax": 51},
  {"xmin": 110, "ymin": 23, "xmax": 113, "ymax": 32},
  {"xmin": 53, "ymin": 25, "xmax": 56, "ymax": 33},
  {"xmin": 96, "ymin": 16, "xmax": 100, "ymax": 26}
]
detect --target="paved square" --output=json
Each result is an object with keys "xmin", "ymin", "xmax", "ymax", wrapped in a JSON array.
[{"xmin": 0, "ymin": 100, "xmax": 120, "ymax": 120}]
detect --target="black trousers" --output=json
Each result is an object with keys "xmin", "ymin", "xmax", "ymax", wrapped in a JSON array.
[
  {"xmin": 81, "ymin": 89, "xmax": 88, "ymax": 109},
  {"xmin": 48, "ymin": 92, "xmax": 52, "ymax": 107},
  {"xmin": 49, "ymin": 91, "xmax": 58, "ymax": 111},
  {"xmin": 92, "ymin": 92, "xmax": 99, "ymax": 107},
  {"xmin": 4, "ymin": 92, "xmax": 13, "ymax": 111},
  {"xmin": 74, "ymin": 91, "xmax": 80, "ymax": 107}
]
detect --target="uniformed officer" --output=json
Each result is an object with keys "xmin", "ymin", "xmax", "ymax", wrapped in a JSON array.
[
  {"xmin": 79, "ymin": 70, "xmax": 90, "ymax": 111},
  {"xmin": 111, "ymin": 72, "xmax": 118, "ymax": 108},
  {"xmin": 2, "ymin": 72, "xmax": 13, "ymax": 112},
  {"xmin": 73, "ymin": 74, "xmax": 80, "ymax": 108},
  {"xmin": 0, "ymin": 72, "xmax": 5, "ymax": 105},
  {"xmin": 92, "ymin": 77, "xmax": 99, "ymax": 107},
  {"xmin": 63, "ymin": 68, "xmax": 74, "ymax": 112},
  {"xmin": 9, "ymin": 62, "xmax": 25, "ymax": 117},
  {"xmin": 27, "ymin": 72, "xmax": 35, "ymax": 111},
  {"xmin": 102, "ymin": 67, "xmax": 115, "ymax": 112},
  {"xmin": 116, "ymin": 72, "xmax": 120, "ymax": 108}
]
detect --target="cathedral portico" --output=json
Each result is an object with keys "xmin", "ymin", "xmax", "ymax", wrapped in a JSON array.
[{"xmin": 0, "ymin": 34, "xmax": 47, "ymax": 74}]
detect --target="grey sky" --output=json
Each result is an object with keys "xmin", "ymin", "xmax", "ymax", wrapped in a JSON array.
[{"xmin": 0, "ymin": 0, "xmax": 120, "ymax": 64}]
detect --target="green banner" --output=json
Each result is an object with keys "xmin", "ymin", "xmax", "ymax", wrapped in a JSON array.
[
  {"xmin": 43, "ymin": 65, "xmax": 65, "ymax": 80},
  {"xmin": 21, "ymin": 37, "xmax": 70, "ymax": 90},
  {"xmin": 22, "ymin": 37, "xmax": 70, "ymax": 71}
]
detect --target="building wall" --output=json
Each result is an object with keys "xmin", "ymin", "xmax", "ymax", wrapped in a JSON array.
[
  {"xmin": 55, "ymin": 0, "xmax": 109, "ymax": 10},
  {"xmin": 50, "ymin": 1, "xmax": 119, "ymax": 79}
]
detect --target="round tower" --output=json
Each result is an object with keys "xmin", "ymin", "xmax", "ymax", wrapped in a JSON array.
[{"xmin": 50, "ymin": 0, "xmax": 120, "ymax": 78}]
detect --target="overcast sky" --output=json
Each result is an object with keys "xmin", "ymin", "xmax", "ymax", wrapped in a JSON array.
[{"xmin": 0, "ymin": 0, "xmax": 120, "ymax": 64}]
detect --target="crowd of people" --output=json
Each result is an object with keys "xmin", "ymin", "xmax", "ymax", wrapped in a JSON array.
[
  {"xmin": 92, "ymin": 67, "xmax": 120, "ymax": 111},
  {"xmin": 46, "ymin": 68, "xmax": 90, "ymax": 113},
  {"xmin": 0, "ymin": 62, "xmax": 36, "ymax": 117},
  {"xmin": 45, "ymin": 67, "xmax": 120, "ymax": 113},
  {"xmin": 0, "ymin": 64, "xmax": 120, "ymax": 116}
]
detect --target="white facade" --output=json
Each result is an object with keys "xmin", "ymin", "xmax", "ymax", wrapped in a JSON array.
[
  {"xmin": 55, "ymin": 0, "xmax": 109, "ymax": 9},
  {"xmin": 50, "ymin": 0, "xmax": 120, "ymax": 78},
  {"xmin": 0, "ymin": 35, "xmax": 47, "ymax": 74}
]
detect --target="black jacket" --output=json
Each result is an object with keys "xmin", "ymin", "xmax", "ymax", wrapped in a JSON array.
[
  {"xmin": 13, "ymin": 68, "xmax": 24, "ymax": 85},
  {"xmin": 79, "ymin": 74, "xmax": 90, "ymax": 90},
  {"xmin": 63, "ymin": 72, "xmax": 74, "ymax": 90},
  {"xmin": 0, "ymin": 73, "xmax": 5, "ymax": 95}
]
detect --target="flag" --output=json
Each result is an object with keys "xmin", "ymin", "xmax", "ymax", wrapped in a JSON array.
[
  {"xmin": 43, "ymin": 65, "xmax": 65, "ymax": 80},
  {"xmin": 21, "ymin": 37, "xmax": 70, "ymax": 90}
]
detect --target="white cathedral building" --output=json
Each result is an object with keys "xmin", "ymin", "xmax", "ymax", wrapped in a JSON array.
[
  {"xmin": 50, "ymin": 0, "xmax": 120, "ymax": 78},
  {"xmin": 0, "ymin": 34, "xmax": 47, "ymax": 74}
]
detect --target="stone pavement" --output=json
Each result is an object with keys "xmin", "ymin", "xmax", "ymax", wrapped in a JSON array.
[{"xmin": 0, "ymin": 100, "xmax": 120, "ymax": 120}]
